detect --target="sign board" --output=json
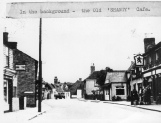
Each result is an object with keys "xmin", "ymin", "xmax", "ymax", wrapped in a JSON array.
[
  {"xmin": 134, "ymin": 54, "xmax": 144, "ymax": 67},
  {"xmin": 15, "ymin": 65, "xmax": 26, "ymax": 71},
  {"xmin": 6, "ymin": 1, "xmax": 161, "ymax": 18}
]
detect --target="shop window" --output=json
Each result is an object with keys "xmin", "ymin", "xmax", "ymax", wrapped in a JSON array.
[
  {"xmin": 4, "ymin": 80, "xmax": 7, "ymax": 102},
  {"xmin": 116, "ymin": 86, "xmax": 125, "ymax": 95}
]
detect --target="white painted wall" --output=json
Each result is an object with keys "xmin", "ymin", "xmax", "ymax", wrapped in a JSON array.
[
  {"xmin": 86, "ymin": 79, "xmax": 99, "ymax": 95},
  {"xmin": 77, "ymin": 89, "xmax": 82, "ymax": 98},
  {"xmin": 111, "ymin": 83, "xmax": 127, "ymax": 100},
  {"xmin": 104, "ymin": 89, "xmax": 110, "ymax": 100},
  {"xmin": 12, "ymin": 97, "xmax": 19, "ymax": 111},
  {"xmin": 65, "ymin": 92, "xmax": 70, "ymax": 99}
]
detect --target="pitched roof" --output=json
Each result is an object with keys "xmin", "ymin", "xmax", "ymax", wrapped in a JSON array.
[
  {"xmin": 105, "ymin": 71, "xmax": 127, "ymax": 83},
  {"xmin": 127, "ymin": 61, "xmax": 135, "ymax": 71},
  {"xmin": 45, "ymin": 83, "xmax": 54, "ymax": 89},
  {"xmin": 69, "ymin": 80, "xmax": 84, "ymax": 94},
  {"xmin": 86, "ymin": 71, "xmax": 100, "ymax": 79}
]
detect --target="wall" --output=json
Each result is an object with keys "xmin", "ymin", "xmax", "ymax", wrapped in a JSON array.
[
  {"xmin": 13, "ymin": 49, "xmax": 38, "ymax": 107},
  {"xmin": 111, "ymin": 83, "xmax": 127, "ymax": 100},
  {"xmin": 12, "ymin": 97, "xmax": 19, "ymax": 111},
  {"xmin": 3, "ymin": 44, "xmax": 17, "ymax": 111},
  {"xmin": 86, "ymin": 79, "xmax": 99, "ymax": 95}
]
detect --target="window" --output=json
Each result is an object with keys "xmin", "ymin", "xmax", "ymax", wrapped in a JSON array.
[
  {"xmin": 156, "ymin": 52, "xmax": 159, "ymax": 60},
  {"xmin": 4, "ymin": 46, "xmax": 9, "ymax": 67},
  {"xmin": 144, "ymin": 58, "xmax": 146, "ymax": 65},
  {"xmin": 4, "ymin": 80, "xmax": 7, "ymax": 102},
  {"xmin": 149, "ymin": 56, "xmax": 152, "ymax": 64},
  {"xmin": 6, "ymin": 55, "xmax": 9, "ymax": 67},
  {"xmin": 94, "ymin": 81, "xmax": 99, "ymax": 87},
  {"xmin": 116, "ymin": 86, "xmax": 125, "ymax": 95}
]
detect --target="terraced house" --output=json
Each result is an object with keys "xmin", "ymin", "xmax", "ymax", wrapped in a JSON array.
[
  {"xmin": 3, "ymin": 32, "xmax": 17, "ymax": 112},
  {"xmin": 3, "ymin": 32, "xmax": 38, "ymax": 111},
  {"xmin": 142, "ymin": 38, "xmax": 161, "ymax": 104}
]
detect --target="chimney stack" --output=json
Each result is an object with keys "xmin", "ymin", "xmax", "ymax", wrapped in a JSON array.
[
  {"xmin": 144, "ymin": 38, "xmax": 155, "ymax": 52},
  {"xmin": 3, "ymin": 32, "xmax": 17, "ymax": 49},
  {"xmin": 54, "ymin": 76, "xmax": 58, "ymax": 84},
  {"xmin": 90, "ymin": 63, "xmax": 95, "ymax": 74},
  {"xmin": 3, "ymin": 32, "xmax": 8, "ymax": 45}
]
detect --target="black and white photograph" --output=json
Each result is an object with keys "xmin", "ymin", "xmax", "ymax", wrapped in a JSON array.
[{"xmin": 1, "ymin": 0, "xmax": 161, "ymax": 123}]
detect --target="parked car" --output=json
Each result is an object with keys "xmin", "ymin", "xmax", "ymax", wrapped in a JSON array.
[{"xmin": 54, "ymin": 93, "xmax": 65, "ymax": 99}]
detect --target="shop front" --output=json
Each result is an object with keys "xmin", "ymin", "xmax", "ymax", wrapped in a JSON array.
[
  {"xmin": 3, "ymin": 68, "xmax": 17, "ymax": 112},
  {"xmin": 143, "ymin": 70, "xmax": 161, "ymax": 104}
]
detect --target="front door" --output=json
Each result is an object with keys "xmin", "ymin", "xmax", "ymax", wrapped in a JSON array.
[
  {"xmin": 8, "ymin": 79, "xmax": 13, "ymax": 111},
  {"xmin": 104, "ymin": 89, "xmax": 110, "ymax": 100}
]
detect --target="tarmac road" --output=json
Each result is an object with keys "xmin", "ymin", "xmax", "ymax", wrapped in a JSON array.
[{"xmin": 29, "ymin": 99, "xmax": 161, "ymax": 123}]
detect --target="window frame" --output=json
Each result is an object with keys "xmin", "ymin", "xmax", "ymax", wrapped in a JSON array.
[{"xmin": 116, "ymin": 86, "xmax": 125, "ymax": 95}]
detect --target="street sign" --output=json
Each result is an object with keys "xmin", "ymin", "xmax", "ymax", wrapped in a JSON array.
[
  {"xmin": 15, "ymin": 65, "xmax": 26, "ymax": 71},
  {"xmin": 6, "ymin": 1, "xmax": 161, "ymax": 18},
  {"xmin": 134, "ymin": 54, "xmax": 144, "ymax": 67}
]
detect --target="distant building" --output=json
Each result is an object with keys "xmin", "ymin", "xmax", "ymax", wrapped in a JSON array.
[
  {"xmin": 85, "ymin": 71, "xmax": 100, "ymax": 96},
  {"xmin": 104, "ymin": 71, "xmax": 127, "ymax": 100},
  {"xmin": 69, "ymin": 78, "xmax": 84, "ymax": 98}
]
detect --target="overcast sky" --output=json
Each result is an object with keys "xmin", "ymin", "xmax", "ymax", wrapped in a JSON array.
[{"xmin": 2, "ymin": 1, "xmax": 161, "ymax": 83}]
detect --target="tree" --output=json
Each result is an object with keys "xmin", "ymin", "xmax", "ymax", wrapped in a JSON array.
[{"xmin": 96, "ymin": 67, "xmax": 113, "ymax": 86}]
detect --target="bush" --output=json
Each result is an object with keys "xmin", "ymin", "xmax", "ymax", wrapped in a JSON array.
[
  {"xmin": 127, "ymin": 95, "xmax": 131, "ymax": 101},
  {"xmin": 112, "ymin": 96, "xmax": 116, "ymax": 101},
  {"xmin": 116, "ymin": 96, "xmax": 122, "ymax": 101},
  {"xmin": 112, "ymin": 95, "xmax": 122, "ymax": 101}
]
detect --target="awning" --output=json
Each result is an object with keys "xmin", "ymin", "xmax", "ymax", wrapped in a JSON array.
[{"xmin": 101, "ymin": 83, "xmax": 111, "ymax": 88}]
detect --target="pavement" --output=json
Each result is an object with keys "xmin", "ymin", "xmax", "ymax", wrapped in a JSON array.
[
  {"xmin": 78, "ymin": 98, "xmax": 161, "ymax": 112},
  {"xmin": 2, "ymin": 98, "xmax": 161, "ymax": 122},
  {"xmin": 2, "ymin": 100, "xmax": 52, "ymax": 123}
]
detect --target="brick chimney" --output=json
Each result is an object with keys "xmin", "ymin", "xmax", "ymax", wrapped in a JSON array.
[
  {"xmin": 144, "ymin": 38, "xmax": 155, "ymax": 52},
  {"xmin": 3, "ymin": 32, "xmax": 8, "ymax": 45},
  {"xmin": 54, "ymin": 76, "xmax": 58, "ymax": 84},
  {"xmin": 3, "ymin": 32, "xmax": 17, "ymax": 49},
  {"xmin": 90, "ymin": 63, "xmax": 95, "ymax": 74}
]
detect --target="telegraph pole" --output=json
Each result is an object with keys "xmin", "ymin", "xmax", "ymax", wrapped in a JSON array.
[{"xmin": 38, "ymin": 18, "xmax": 42, "ymax": 112}]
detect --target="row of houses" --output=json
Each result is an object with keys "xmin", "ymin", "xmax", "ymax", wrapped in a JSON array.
[
  {"xmin": 84, "ymin": 65, "xmax": 127, "ymax": 101},
  {"xmin": 128, "ymin": 38, "xmax": 161, "ymax": 104},
  {"xmin": 81, "ymin": 37, "xmax": 161, "ymax": 104},
  {"xmin": 41, "ymin": 76, "xmax": 71, "ymax": 100},
  {"xmin": 3, "ymin": 32, "xmax": 38, "ymax": 112}
]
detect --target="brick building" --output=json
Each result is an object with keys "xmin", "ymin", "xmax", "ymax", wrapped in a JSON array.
[
  {"xmin": 3, "ymin": 32, "xmax": 38, "ymax": 107},
  {"xmin": 13, "ymin": 49, "xmax": 38, "ymax": 107},
  {"xmin": 142, "ymin": 38, "xmax": 161, "ymax": 104}
]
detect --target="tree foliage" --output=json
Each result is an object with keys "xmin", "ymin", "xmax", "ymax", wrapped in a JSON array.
[{"xmin": 96, "ymin": 67, "xmax": 113, "ymax": 86}]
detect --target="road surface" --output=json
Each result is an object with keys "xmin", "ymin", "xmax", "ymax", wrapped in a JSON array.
[{"xmin": 29, "ymin": 99, "xmax": 161, "ymax": 123}]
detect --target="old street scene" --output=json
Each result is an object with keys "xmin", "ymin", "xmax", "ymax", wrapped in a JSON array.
[{"xmin": 2, "ymin": 1, "xmax": 161, "ymax": 123}]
